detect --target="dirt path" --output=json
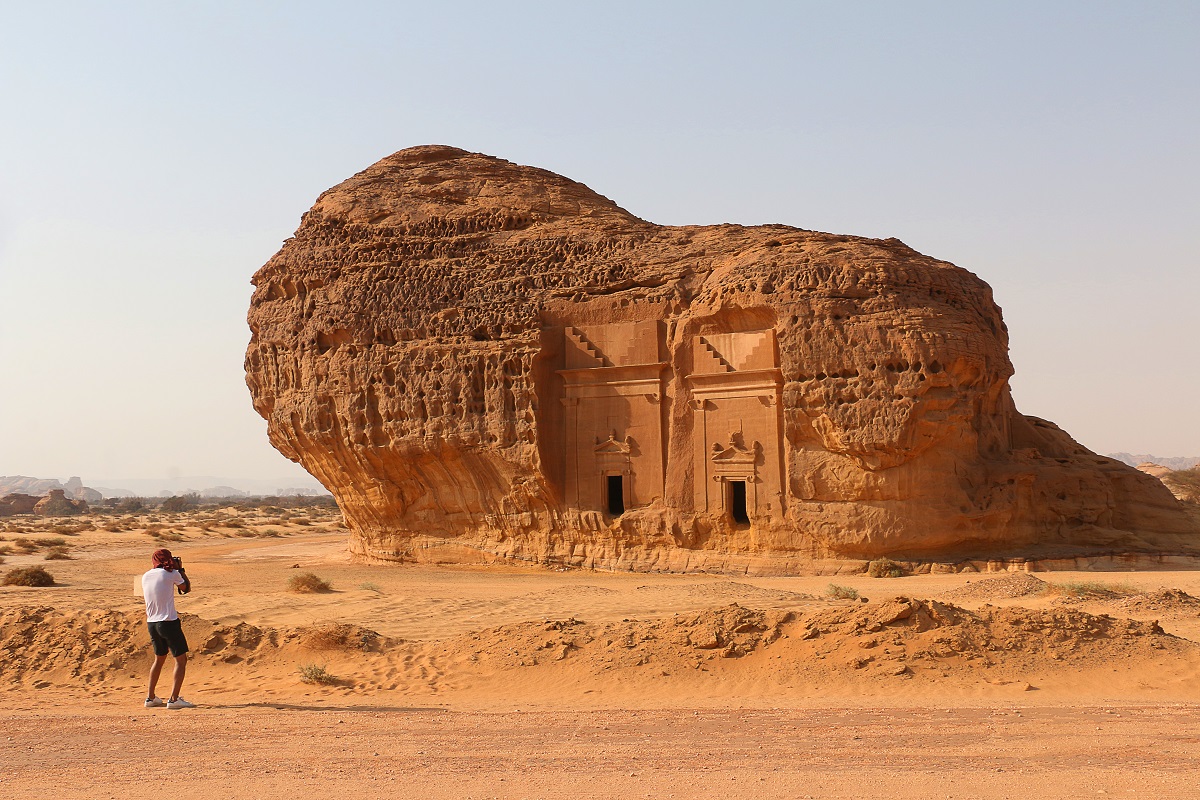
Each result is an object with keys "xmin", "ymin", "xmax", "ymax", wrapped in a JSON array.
[{"xmin": 3, "ymin": 701, "xmax": 1197, "ymax": 799}]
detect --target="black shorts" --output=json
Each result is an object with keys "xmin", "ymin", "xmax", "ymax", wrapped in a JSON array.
[{"xmin": 147, "ymin": 618, "xmax": 189, "ymax": 657}]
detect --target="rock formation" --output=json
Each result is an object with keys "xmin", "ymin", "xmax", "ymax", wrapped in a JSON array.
[
  {"xmin": 0, "ymin": 494, "xmax": 41, "ymax": 516},
  {"xmin": 245, "ymin": 145, "xmax": 1199, "ymax": 573},
  {"xmin": 33, "ymin": 489, "xmax": 88, "ymax": 516}
]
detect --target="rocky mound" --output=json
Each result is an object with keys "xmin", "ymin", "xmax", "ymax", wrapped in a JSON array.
[
  {"xmin": 942, "ymin": 573, "xmax": 1050, "ymax": 603},
  {"xmin": 245, "ymin": 145, "xmax": 1199, "ymax": 573},
  {"xmin": 3, "ymin": 599, "xmax": 1190, "ymax": 694},
  {"xmin": 1110, "ymin": 589, "xmax": 1200, "ymax": 616}
]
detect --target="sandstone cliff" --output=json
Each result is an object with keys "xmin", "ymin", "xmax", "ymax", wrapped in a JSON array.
[{"xmin": 246, "ymin": 146, "xmax": 1199, "ymax": 572}]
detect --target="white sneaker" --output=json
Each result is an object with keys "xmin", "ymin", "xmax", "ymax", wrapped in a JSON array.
[
  {"xmin": 166, "ymin": 697, "xmax": 195, "ymax": 709},
  {"xmin": 144, "ymin": 697, "xmax": 166, "ymax": 708}
]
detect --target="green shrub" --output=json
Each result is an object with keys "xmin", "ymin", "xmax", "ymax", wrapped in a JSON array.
[
  {"xmin": 867, "ymin": 558, "xmax": 904, "ymax": 578},
  {"xmin": 3, "ymin": 566, "xmax": 56, "ymax": 586},
  {"xmin": 288, "ymin": 572, "xmax": 332, "ymax": 593},
  {"xmin": 825, "ymin": 583, "xmax": 859, "ymax": 600},
  {"xmin": 298, "ymin": 663, "xmax": 339, "ymax": 685}
]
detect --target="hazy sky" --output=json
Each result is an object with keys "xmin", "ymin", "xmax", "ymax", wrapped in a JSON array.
[{"xmin": 1, "ymin": 1, "xmax": 1197, "ymax": 485}]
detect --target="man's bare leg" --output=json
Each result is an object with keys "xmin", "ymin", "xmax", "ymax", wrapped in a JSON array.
[
  {"xmin": 169, "ymin": 653, "xmax": 188, "ymax": 701},
  {"xmin": 147, "ymin": 654, "xmax": 168, "ymax": 699}
]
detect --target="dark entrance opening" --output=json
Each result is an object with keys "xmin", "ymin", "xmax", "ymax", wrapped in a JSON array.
[
  {"xmin": 729, "ymin": 480, "xmax": 749, "ymax": 525},
  {"xmin": 606, "ymin": 475, "xmax": 625, "ymax": 516}
]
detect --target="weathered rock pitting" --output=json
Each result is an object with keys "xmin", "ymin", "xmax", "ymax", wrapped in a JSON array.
[{"xmin": 245, "ymin": 145, "xmax": 1198, "ymax": 572}]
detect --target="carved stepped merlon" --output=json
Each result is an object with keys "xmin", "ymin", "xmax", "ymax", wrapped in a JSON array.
[
  {"xmin": 697, "ymin": 338, "xmax": 734, "ymax": 373},
  {"xmin": 565, "ymin": 326, "xmax": 612, "ymax": 369}
]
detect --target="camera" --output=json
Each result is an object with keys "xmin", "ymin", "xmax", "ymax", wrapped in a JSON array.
[{"xmin": 172, "ymin": 556, "xmax": 183, "ymax": 570}]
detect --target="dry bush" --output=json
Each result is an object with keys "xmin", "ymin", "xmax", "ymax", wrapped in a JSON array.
[
  {"xmin": 32, "ymin": 537, "xmax": 66, "ymax": 548},
  {"xmin": 0, "ymin": 545, "xmax": 11, "ymax": 556},
  {"xmin": 3, "ymin": 566, "xmax": 55, "ymax": 586},
  {"xmin": 259, "ymin": 528, "xmax": 281, "ymax": 537},
  {"xmin": 43, "ymin": 546, "xmax": 72, "ymax": 560},
  {"xmin": 50, "ymin": 524, "xmax": 86, "ymax": 536},
  {"xmin": 288, "ymin": 572, "xmax": 332, "ymax": 593},
  {"xmin": 298, "ymin": 663, "xmax": 339, "ymax": 685},
  {"xmin": 866, "ymin": 558, "xmax": 904, "ymax": 578},
  {"xmin": 102, "ymin": 521, "xmax": 124, "ymax": 532},
  {"xmin": 1049, "ymin": 580, "xmax": 1138, "ymax": 599},
  {"xmin": 13, "ymin": 539, "xmax": 38, "ymax": 553},
  {"xmin": 143, "ymin": 523, "xmax": 165, "ymax": 533},
  {"xmin": 291, "ymin": 516, "xmax": 313, "ymax": 526},
  {"xmin": 825, "ymin": 583, "xmax": 860, "ymax": 600},
  {"xmin": 223, "ymin": 519, "xmax": 246, "ymax": 529}
]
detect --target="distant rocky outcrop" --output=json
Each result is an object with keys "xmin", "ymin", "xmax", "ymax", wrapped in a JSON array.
[
  {"xmin": 0, "ymin": 476, "xmax": 64, "ymax": 497},
  {"xmin": 1110, "ymin": 453, "xmax": 1200, "ymax": 471},
  {"xmin": 0, "ymin": 494, "xmax": 41, "ymax": 516},
  {"xmin": 246, "ymin": 145, "xmax": 1200, "ymax": 573},
  {"xmin": 33, "ymin": 489, "xmax": 88, "ymax": 516}
]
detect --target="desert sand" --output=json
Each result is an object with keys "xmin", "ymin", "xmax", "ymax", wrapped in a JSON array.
[{"xmin": 3, "ymin": 510, "xmax": 1200, "ymax": 798}]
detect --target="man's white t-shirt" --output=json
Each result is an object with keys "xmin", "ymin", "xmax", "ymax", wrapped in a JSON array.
[{"xmin": 142, "ymin": 568, "xmax": 185, "ymax": 622}]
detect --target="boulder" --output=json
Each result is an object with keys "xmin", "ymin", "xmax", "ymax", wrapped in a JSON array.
[{"xmin": 245, "ymin": 145, "xmax": 1199, "ymax": 572}]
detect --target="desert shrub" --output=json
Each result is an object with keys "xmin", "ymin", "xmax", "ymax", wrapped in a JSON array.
[
  {"xmin": 3, "ymin": 566, "xmax": 55, "ymax": 586},
  {"xmin": 825, "ymin": 583, "xmax": 859, "ymax": 600},
  {"xmin": 115, "ymin": 498, "xmax": 145, "ymax": 513},
  {"xmin": 298, "ymin": 663, "xmax": 339, "ymax": 685},
  {"xmin": 43, "ymin": 546, "xmax": 72, "ymax": 560},
  {"xmin": 288, "ymin": 572, "xmax": 332, "ymax": 593},
  {"xmin": 51, "ymin": 524, "xmax": 85, "ymax": 535},
  {"xmin": 291, "ymin": 517, "xmax": 312, "ymax": 526},
  {"xmin": 13, "ymin": 539, "xmax": 38, "ymax": 553},
  {"xmin": 1051, "ymin": 580, "xmax": 1138, "ymax": 599},
  {"xmin": 359, "ymin": 582, "xmax": 382, "ymax": 593},
  {"xmin": 866, "ymin": 558, "xmax": 904, "ymax": 578},
  {"xmin": 223, "ymin": 519, "xmax": 246, "ymax": 529},
  {"xmin": 32, "ymin": 537, "xmax": 66, "ymax": 548},
  {"xmin": 0, "ymin": 545, "xmax": 11, "ymax": 556},
  {"xmin": 143, "ymin": 523, "xmax": 165, "ymax": 533}
]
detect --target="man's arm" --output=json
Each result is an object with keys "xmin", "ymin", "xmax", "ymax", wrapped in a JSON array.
[{"xmin": 176, "ymin": 569, "xmax": 191, "ymax": 595}]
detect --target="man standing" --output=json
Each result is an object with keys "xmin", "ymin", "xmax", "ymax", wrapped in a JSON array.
[{"xmin": 142, "ymin": 548, "xmax": 194, "ymax": 709}]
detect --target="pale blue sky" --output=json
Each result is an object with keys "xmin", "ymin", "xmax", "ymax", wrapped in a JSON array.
[{"xmin": 1, "ymin": 1, "xmax": 1197, "ymax": 483}]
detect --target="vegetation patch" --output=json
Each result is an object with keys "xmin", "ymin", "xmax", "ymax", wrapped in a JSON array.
[
  {"xmin": 825, "ymin": 583, "xmax": 859, "ymax": 600},
  {"xmin": 866, "ymin": 558, "xmax": 904, "ymax": 578},
  {"xmin": 3, "ymin": 566, "xmax": 56, "ymax": 587},
  {"xmin": 1050, "ymin": 580, "xmax": 1138, "ymax": 599},
  {"xmin": 43, "ymin": 546, "xmax": 73, "ymax": 560},
  {"xmin": 288, "ymin": 572, "xmax": 333, "ymax": 593},
  {"xmin": 298, "ymin": 663, "xmax": 339, "ymax": 685}
]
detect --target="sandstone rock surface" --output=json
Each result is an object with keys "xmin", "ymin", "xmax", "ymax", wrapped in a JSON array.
[{"xmin": 246, "ymin": 145, "xmax": 1199, "ymax": 572}]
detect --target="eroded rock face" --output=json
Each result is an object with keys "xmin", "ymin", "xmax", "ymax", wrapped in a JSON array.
[{"xmin": 246, "ymin": 145, "xmax": 1199, "ymax": 572}]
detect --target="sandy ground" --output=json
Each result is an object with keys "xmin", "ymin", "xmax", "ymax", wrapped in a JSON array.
[{"xmin": 3, "ymin": 515, "xmax": 1200, "ymax": 798}]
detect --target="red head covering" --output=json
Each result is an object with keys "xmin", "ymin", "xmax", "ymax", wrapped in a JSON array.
[{"xmin": 151, "ymin": 549, "xmax": 174, "ymax": 569}]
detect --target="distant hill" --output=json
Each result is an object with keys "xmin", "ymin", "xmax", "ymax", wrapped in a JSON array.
[
  {"xmin": 1108, "ymin": 453, "xmax": 1200, "ymax": 471},
  {"xmin": 1, "ymin": 474, "xmax": 328, "ymax": 500}
]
